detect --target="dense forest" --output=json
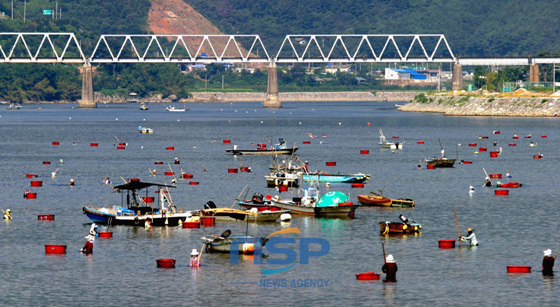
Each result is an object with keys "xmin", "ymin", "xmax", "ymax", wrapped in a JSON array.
[{"xmin": 1, "ymin": 0, "xmax": 559, "ymax": 102}]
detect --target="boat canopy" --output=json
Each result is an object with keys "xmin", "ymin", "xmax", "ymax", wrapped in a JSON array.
[
  {"xmin": 316, "ymin": 191, "xmax": 349, "ymax": 207},
  {"xmin": 114, "ymin": 181, "xmax": 176, "ymax": 191}
]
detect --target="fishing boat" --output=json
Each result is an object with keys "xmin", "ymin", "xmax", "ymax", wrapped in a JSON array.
[
  {"xmin": 139, "ymin": 102, "xmax": 149, "ymax": 110},
  {"xmin": 380, "ymin": 214, "xmax": 421, "ymax": 234},
  {"xmin": 139, "ymin": 127, "xmax": 153, "ymax": 134},
  {"xmin": 201, "ymin": 230, "xmax": 267, "ymax": 254},
  {"xmin": 265, "ymin": 171, "xmax": 301, "ymax": 188},
  {"xmin": 6, "ymin": 103, "xmax": 21, "ymax": 110},
  {"xmin": 273, "ymin": 189, "xmax": 358, "ymax": 218},
  {"xmin": 357, "ymin": 192, "xmax": 392, "ymax": 206},
  {"xmin": 379, "ymin": 129, "xmax": 403, "ymax": 150},
  {"xmin": 425, "ymin": 139, "xmax": 456, "ymax": 168},
  {"xmin": 82, "ymin": 179, "xmax": 189, "ymax": 227},
  {"xmin": 166, "ymin": 105, "xmax": 188, "ymax": 112},
  {"xmin": 226, "ymin": 138, "xmax": 298, "ymax": 155},
  {"xmin": 200, "ymin": 201, "xmax": 288, "ymax": 222},
  {"xmin": 302, "ymin": 172, "xmax": 370, "ymax": 183}
]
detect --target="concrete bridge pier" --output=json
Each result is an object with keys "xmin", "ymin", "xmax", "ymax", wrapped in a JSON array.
[
  {"xmin": 79, "ymin": 62, "xmax": 96, "ymax": 108},
  {"xmin": 529, "ymin": 64, "xmax": 540, "ymax": 82},
  {"xmin": 263, "ymin": 61, "xmax": 281, "ymax": 108},
  {"xmin": 452, "ymin": 64, "xmax": 463, "ymax": 91}
]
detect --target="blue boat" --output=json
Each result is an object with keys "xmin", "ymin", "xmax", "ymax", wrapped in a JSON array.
[{"xmin": 302, "ymin": 173, "xmax": 370, "ymax": 183}]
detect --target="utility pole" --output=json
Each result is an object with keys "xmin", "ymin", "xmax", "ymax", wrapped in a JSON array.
[
  {"xmin": 554, "ymin": 63, "xmax": 556, "ymax": 92},
  {"xmin": 24, "ymin": 0, "xmax": 26, "ymax": 23},
  {"xmin": 222, "ymin": 75, "xmax": 224, "ymax": 89},
  {"xmin": 11, "ymin": 0, "xmax": 13, "ymax": 19}
]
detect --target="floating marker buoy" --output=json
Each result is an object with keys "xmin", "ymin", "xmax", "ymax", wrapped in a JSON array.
[
  {"xmin": 156, "ymin": 259, "xmax": 176, "ymax": 268},
  {"xmin": 52, "ymin": 141, "xmax": 60, "ymax": 146},
  {"xmin": 462, "ymin": 161, "xmax": 473, "ymax": 164},
  {"xmin": 506, "ymin": 266, "xmax": 531, "ymax": 273},
  {"xmin": 541, "ymin": 135, "xmax": 547, "ymax": 138},
  {"xmin": 97, "ymin": 231, "xmax": 113, "ymax": 238},
  {"xmin": 228, "ymin": 168, "xmax": 238, "ymax": 173},
  {"xmin": 493, "ymin": 131, "xmax": 500, "ymax": 134},
  {"xmin": 30, "ymin": 181, "xmax": 43, "ymax": 187},
  {"xmin": 303, "ymin": 141, "xmax": 311, "ymax": 144},
  {"xmin": 223, "ymin": 140, "xmax": 231, "ymax": 144},
  {"xmin": 479, "ymin": 147, "xmax": 488, "ymax": 152},
  {"xmin": 417, "ymin": 141, "xmax": 424, "ymax": 144},
  {"xmin": 117, "ymin": 146, "xmax": 125, "ymax": 150},
  {"xmin": 166, "ymin": 147, "xmax": 175, "ymax": 150},
  {"xmin": 468, "ymin": 143, "xmax": 477, "ymax": 147},
  {"xmin": 360, "ymin": 150, "xmax": 369, "ymax": 154},
  {"xmin": 154, "ymin": 162, "xmax": 163, "ymax": 165},
  {"xmin": 164, "ymin": 172, "xmax": 174, "ymax": 176},
  {"xmin": 240, "ymin": 166, "xmax": 251, "ymax": 172},
  {"xmin": 90, "ymin": 143, "xmax": 99, "ymax": 147},
  {"xmin": 509, "ymin": 144, "xmax": 516, "ymax": 146},
  {"xmin": 181, "ymin": 173, "xmax": 194, "ymax": 179},
  {"xmin": 495, "ymin": 190, "xmax": 509, "ymax": 196},
  {"xmin": 38, "ymin": 215, "xmax": 55, "ymax": 221},
  {"xmin": 24, "ymin": 192, "xmax": 37, "ymax": 199},
  {"xmin": 533, "ymin": 155, "xmax": 543, "ymax": 159},
  {"xmin": 356, "ymin": 272, "xmax": 380, "ymax": 280},
  {"xmin": 43, "ymin": 161, "xmax": 51, "ymax": 165},
  {"xmin": 326, "ymin": 162, "xmax": 336, "ymax": 166},
  {"xmin": 189, "ymin": 181, "xmax": 199, "ymax": 185},
  {"xmin": 26, "ymin": 174, "xmax": 38, "ymax": 178},
  {"xmin": 490, "ymin": 151, "xmax": 500, "ymax": 158},
  {"xmin": 482, "ymin": 136, "xmax": 489, "ymax": 139},
  {"xmin": 351, "ymin": 183, "xmax": 364, "ymax": 188},
  {"xmin": 45, "ymin": 244, "xmax": 66, "ymax": 254},
  {"xmin": 489, "ymin": 174, "xmax": 502, "ymax": 179},
  {"xmin": 513, "ymin": 135, "xmax": 519, "ymax": 139},
  {"xmin": 438, "ymin": 240, "xmax": 456, "ymax": 249}
]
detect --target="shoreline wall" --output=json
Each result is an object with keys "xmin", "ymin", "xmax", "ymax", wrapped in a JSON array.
[{"xmin": 400, "ymin": 95, "xmax": 560, "ymax": 117}]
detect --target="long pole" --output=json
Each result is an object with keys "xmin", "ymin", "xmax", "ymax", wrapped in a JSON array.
[
  {"xmin": 454, "ymin": 210, "xmax": 462, "ymax": 246},
  {"xmin": 382, "ymin": 243, "xmax": 387, "ymax": 264},
  {"xmin": 24, "ymin": 0, "xmax": 26, "ymax": 23},
  {"xmin": 554, "ymin": 63, "xmax": 556, "ymax": 92}
]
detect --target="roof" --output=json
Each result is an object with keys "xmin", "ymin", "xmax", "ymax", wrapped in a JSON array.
[
  {"xmin": 114, "ymin": 181, "xmax": 176, "ymax": 191},
  {"xmin": 391, "ymin": 68, "xmax": 427, "ymax": 79}
]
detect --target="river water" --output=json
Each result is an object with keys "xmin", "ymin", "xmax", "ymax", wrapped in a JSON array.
[{"xmin": 0, "ymin": 101, "xmax": 559, "ymax": 305}]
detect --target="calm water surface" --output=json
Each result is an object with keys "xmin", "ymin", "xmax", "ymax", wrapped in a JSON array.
[{"xmin": 0, "ymin": 101, "xmax": 559, "ymax": 306}]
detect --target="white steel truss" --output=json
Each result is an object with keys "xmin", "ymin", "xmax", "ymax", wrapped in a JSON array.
[
  {"xmin": 89, "ymin": 34, "xmax": 270, "ymax": 63},
  {"xmin": 274, "ymin": 34, "xmax": 456, "ymax": 63},
  {"xmin": 0, "ymin": 33, "xmax": 86, "ymax": 63}
]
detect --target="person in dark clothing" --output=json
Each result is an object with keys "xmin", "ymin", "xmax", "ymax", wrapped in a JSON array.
[
  {"xmin": 542, "ymin": 249, "xmax": 558, "ymax": 276},
  {"xmin": 382, "ymin": 254, "xmax": 398, "ymax": 282}
]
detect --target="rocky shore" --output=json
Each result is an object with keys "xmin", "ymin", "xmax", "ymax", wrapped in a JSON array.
[{"xmin": 400, "ymin": 94, "xmax": 560, "ymax": 117}]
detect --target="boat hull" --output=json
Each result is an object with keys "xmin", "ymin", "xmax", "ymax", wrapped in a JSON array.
[
  {"xmin": 202, "ymin": 236, "xmax": 265, "ymax": 254},
  {"xmin": 201, "ymin": 208, "xmax": 286, "ymax": 222},
  {"xmin": 379, "ymin": 222, "xmax": 421, "ymax": 234},
  {"xmin": 357, "ymin": 194, "xmax": 392, "ymax": 206},
  {"xmin": 426, "ymin": 158, "xmax": 456, "ymax": 168},
  {"xmin": 83, "ymin": 206, "xmax": 187, "ymax": 226},
  {"xmin": 303, "ymin": 174, "xmax": 370, "ymax": 183},
  {"xmin": 226, "ymin": 147, "xmax": 298, "ymax": 156}
]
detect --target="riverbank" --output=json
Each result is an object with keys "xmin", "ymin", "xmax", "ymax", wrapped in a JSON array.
[{"xmin": 400, "ymin": 93, "xmax": 560, "ymax": 117}]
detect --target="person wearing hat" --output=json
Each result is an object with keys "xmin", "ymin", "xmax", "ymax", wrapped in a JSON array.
[
  {"xmin": 382, "ymin": 254, "xmax": 398, "ymax": 282},
  {"xmin": 174, "ymin": 158, "xmax": 180, "ymax": 165},
  {"xmin": 3, "ymin": 209, "xmax": 12, "ymax": 220},
  {"xmin": 80, "ymin": 223, "xmax": 98, "ymax": 254},
  {"xmin": 190, "ymin": 248, "xmax": 201, "ymax": 267},
  {"xmin": 70, "ymin": 179, "xmax": 75, "ymax": 186},
  {"xmin": 461, "ymin": 227, "xmax": 478, "ymax": 246},
  {"xmin": 542, "ymin": 249, "xmax": 558, "ymax": 276}
]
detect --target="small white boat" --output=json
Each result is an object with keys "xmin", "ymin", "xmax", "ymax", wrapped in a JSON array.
[
  {"xmin": 166, "ymin": 105, "xmax": 188, "ymax": 112},
  {"xmin": 379, "ymin": 129, "xmax": 403, "ymax": 150},
  {"xmin": 140, "ymin": 127, "xmax": 153, "ymax": 134},
  {"xmin": 139, "ymin": 102, "xmax": 149, "ymax": 110}
]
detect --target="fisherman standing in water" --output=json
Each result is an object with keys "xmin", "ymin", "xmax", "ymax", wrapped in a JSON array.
[
  {"xmin": 542, "ymin": 249, "xmax": 558, "ymax": 276},
  {"xmin": 461, "ymin": 227, "xmax": 478, "ymax": 246},
  {"xmin": 3, "ymin": 209, "xmax": 12, "ymax": 219},
  {"xmin": 80, "ymin": 223, "xmax": 98, "ymax": 254},
  {"xmin": 382, "ymin": 254, "xmax": 398, "ymax": 282}
]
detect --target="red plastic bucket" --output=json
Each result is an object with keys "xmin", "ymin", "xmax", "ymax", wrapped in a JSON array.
[
  {"xmin": 490, "ymin": 151, "xmax": 500, "ymax": 158},
  {"xmin": 166, "ymin": 147, "xmax": 175, "ymax": 150},
  {"xmin": 117, "ymin": 146, "xmax": 125, "ymax": 150},
  {"xmin": 513, "ymin": 135, "xmax": 519, "ymax": 139},
  {"xmin": 541, "ymin": 135, "xmax": 547, "ymax": 138},
  {"xmin": 438, "ymin": 240, "xmax": 456, "ymax": 249},
  {"xmin": 154, "ymin": 161, "xmax": 163, "ymax": 165},
  {"xmin": 427, "ymin": 165, "xmax": 435, "ymax": 169},
  {"xmin": 130, "ymin": 178, "xmax": 140, "ymax": 182},
  {"xmin": 52, "ymin": 141, "xmax": 60, "ymax": 146},
  {"xmin": 26, "ymin": 174, "xmax": 38, "ymax": 178},
  {"xmin": 494, "ymin": 131, "xmax": 500, "ymax": 134},
  {"xmin": 392, "ymin": 136, "xmax": 399, "ymax": 139},
  {"xmin": 164, "ymin": 171, "xmax": 174, "ymax": 176},
  {"xmin": 506, "ymin": 266, "xmax": 531, "ymax": 273},
  {"xmin": 45, "ymin": 244, "xmax": 67, "ymax": 254},
  {"xmin": 223, "ymin": 140, "xmax": 231, "ymax": 144},
  {"xmin": 462, "ymin": 161, "xmax": 473, "ymax": 164},
  {"xmin": 30, "ymin": 180, "xmax": 43, "ymax": 187},
  {"xmin": 25, "ymin": 192, "xmax": 37, "ymax": 199},
  {"xmin": 489, "ymin": 174, "xmax": 502, "ymax": 179},
  {"xmin": 482, "ymin": 136, "xmax": 489, "ymax": 139},
  {"xmin": 495, "ymin": 190, "xmax": 509, "ymax": 196},
  {"xmin": 38, "ymin": 215, "xmax": 55, "ymax": 221},
  {"xmin": 156, "ymin": 259, "xmax": 176, "ymax": 268},
  {"xmin": 240, "ymin": 166, "xmax": 251, "ymax": 172},
  {"xmin": 181, "ymin": 173, "xmax": 194, "ymax": 179},
  {"xmin": 533, "ymin": 155, "xmax": 543, "ymax": 159},
  {"xmin": 228, "ymin": 168, "xmax": 238, "ymax": 173},
  {"xmin": 417, "ymin": 141, "xmax": 424, "ymax": 144},
  {"xmin": 508, "ymin": 144, "xmax": 516, "ymax": 146},
  {"xmin": 356, "ymin": 272, "xmax": 380, "ymax": 280},
  {"xmin": 182, "ymin": 221, "xmax": 201, "ymax": 228},
  {"xmin": 303, "ymin": 141, "xmax": 311, "ymax": 144},
  {"xmin": 479, "ymin": 147, "xmax": 488, "ymax": 152},
  {"xmin": 468, "ymin": 143, "xmax": 477, "ymax": 147},
  {"xmin": 43, "ymin": 161, "xmax": 51, "ymax": 165},
  {"xmin": 326, "ymin": 162, "xmax": 336, "ymax": 166},
  {"xmin": 360, "ymin": 150, "xmax": 369, "ymax": 155},
  {"xmin": 278, "ymin": 185, "xmax": 288, "ymax": 192},
  {"xmin": 351, "ymin": 183, "xmax": 364, "ymax": 188},
  {"xmin": 90, "ymin": 143, "xmax": 99, "ymax": 147},
  {"xmin": 200, "ymin": 216, "xmax": 215, "ymax": 227},
  {"xmin": 189, "ymin": 181, "xmax": 199, "ymax": 185},
  {"xmin": 97, "ymin": 231, "xmax": 113, "ymax": 238}
]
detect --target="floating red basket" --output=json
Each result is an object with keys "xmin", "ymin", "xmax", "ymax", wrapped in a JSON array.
[
  {"xmin": 533, "ymin": 155, "xmax": 543, "ymax": 159},
  {"xmin": 417, "ymin": 141, "xmax": 424, "ymax": 144},
  {"xmin": 438, "ymin": 240, "xmax": 456, "ymax": 249},
  {"xmin": 303, "ymin": 141, "xmax": 311, "ymax": 144},
  {"xmin": 506, "ymin": 266, "xmax": 531, "ymax": 273},
  {"xmin": 228, "ymin": 168, "xmax": 238, "ymax": 173},
  {"xmin": 182, "ymin": 221, "xmax": 201, "ymax": 228},
  {"xmin": 156, "ymin": 259, "xmax": 176, "ymax": 268},
  {"xmin": 142, "ymin": 197, "xmax": 155, "ymax": 203},
  {"xmin": 489, "ymin": 174, "xmax": 502, "ymax": 179},
  {"xmin": 462, "ymin": 161, "xmax": 473, "ymax": 164},
  {"xmin": 223, "ymin": 140, "xmax": 231, "ymax": 144},
  {"xmin": 38, "ymin": 215, "xmax": 55, "ymax": 221},
  {"xmin": 26, "ymin": 174, "xmax": 38, "ymax": 178},
  {"xmin": 513, "ymin": 135, "xmax": 520, "ymax": 139},
  {"xmin": 240, "ymin": 166, "xmax": 251, "ymax": 172},
  {"xmin": 541, "ymin": 135, "xmax": 547, "ymax": 138},
  {"xmin": 43, "ymin": 161, "xmax": 51, "ymax": 165},
  {"xmin": 45, "ymin": 244, "xmax": 66, "ymax": 254},
  {"xmin": 181, "ymin": 173, "xmax": 194, "ymax": 179},
  {"xmin": 189, "ymin": 181, "xmax": 199, "ymax": 185},
  {"xmin": 200, "ymin": 216, "xmax": 215, "ymax": 227},
  {"xmin": 490, "ymin": 151, "xmax": 500, "ymax": 158},
  {"xmin": 52, "ymin": 141, "xmax": 60, "ymax": 146},
  {"xmin": 154, "ymin": 161, "xmax": 163, "ymax": 165},
  {"xmin": 166, "ymin": 147, "xmax": 175, "ymax": 151},
  {"xmin": 508, "ymin": 144, "xmax": 516, "ymax": 146},
  {"xmin": 392, "ymin": 136, "xmax": 399, "ymax": 139},
  {"xmin": 117, "ymin": 146, "xmax": 125, "ymax": 150},
  {"xmin": 360, "ymin": 150, "xmax": 370, "ymax": 155},
  {"xmin": 356, "ymin": 272, "xmax": 380, "ymax": 280},
  {"xmin": 164, "ymin": 171, "xmax": 174, "ymax": 176},
  {"xmin": 351, "ymin": 183, "xmax": 364, "ymax": 188},
  {"xmin": 25, "ymin": 192, "xmax": 37, "ymax": 199},
  {"xmin": 326, "ymin": 162, "xmax": 336, "ymax": 166},
  {"xmin": 495, "ymin": 190, "xmax": 509, "ymax": 196},
  {"xmin": 30, "ymin": 180, "xmax": 43, "ymax": 187},
  {"xmin": 494, "ymin": 131, "xmax": 501, "ymax": 134},
  {"xmin": 118, "ymin": 143, "xmax": 127, "ymax": 146},
  {"xmin": 468, "ymin": 143, "xmax": 477, "ymax": 147},
  {"xmin": 427, "ymin": 165, "xmax": 435, "ymax": 169},
  {"xmin": 130, "ymin": 178, "xmax": 140, "ymax": 182},
  {"xmin": 482, "ymin": 136, "xmax": 489, "ymax": 139},
  {"xmin": 97, "ymin": 231, "xmax": 113, "ymax": 238},
  {"xmin": 479, "ymin": 147, "xmax": 488, "ymax": 152},
  {"xmin": 90, "ymin": 143, "xmax": 99, "ymax": 147},
  {"xmin": 278, "ymin": 185, "xmax": 288, "ymax": 192}
]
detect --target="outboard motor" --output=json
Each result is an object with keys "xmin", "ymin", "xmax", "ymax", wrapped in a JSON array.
[
  {"xmin": 204, "ymin": 201, "xmax": 217, "ymax": 209},
  {"xmin": 399, "ymin": 214, "xmax": 409, "ymax": 224},
  {"xmin": 252, "ymin": 193, "xmax": 264, "ymax": 204}
]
